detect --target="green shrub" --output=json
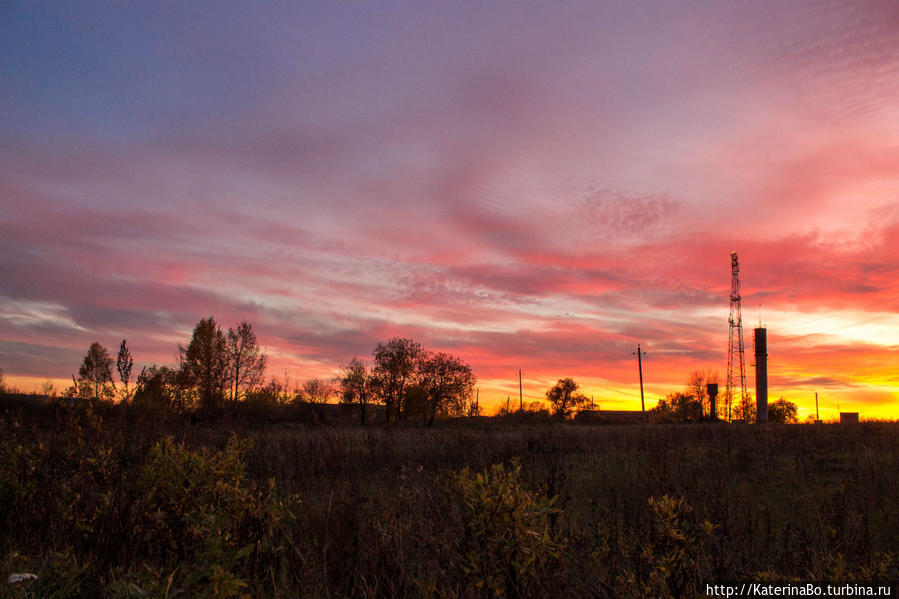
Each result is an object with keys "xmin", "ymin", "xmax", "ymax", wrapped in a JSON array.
[
  {"xmin": 447, "ymin": 460, "xmax": 562, "ymax": 597},
  {"xmin": 641, "ymin": 495, "xmax": 717, "ymax": 598},
  {"xmin": 112, "ymin": 436, "xmax": 297, "ymax": 598}
]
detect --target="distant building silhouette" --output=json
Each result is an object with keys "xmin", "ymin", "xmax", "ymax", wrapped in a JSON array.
[{"xmin": 839, "ymin": 412, "xmax": 859, "ymax": 425}]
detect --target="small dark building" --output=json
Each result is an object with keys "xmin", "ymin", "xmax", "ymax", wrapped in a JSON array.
[{"xmin": 839, "ymin": 412, "xmax": 859, "ymax": 425}]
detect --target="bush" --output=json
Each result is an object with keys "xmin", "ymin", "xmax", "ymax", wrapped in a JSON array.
[
  {"xmin": 641, "ymin": 495, "xmax": 717, "ymax": 598},
  {"xmin": 115, "ymin": 436, "xmax": 298, "ymax": 597},
  {"xmin": 447, "ymin": 460, "xmax": 562, "ymax": 597}
]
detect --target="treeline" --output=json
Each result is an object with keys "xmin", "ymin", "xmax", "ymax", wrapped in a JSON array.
[
  {"xmin": 7, "ymin": 319, "xmax": 803, "ymax": 425},
  {"xmin": 650, "ymin": 370, "xmax": 799, "ymax": 424},
  {"xmin": 60, "ymin": 317, "xmax": 477, "ymax": 425}
]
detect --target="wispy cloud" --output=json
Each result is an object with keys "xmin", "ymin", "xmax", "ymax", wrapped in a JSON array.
[{"xmin": 1, "ymin": 1, "xmax": 898, "ymax": 415}]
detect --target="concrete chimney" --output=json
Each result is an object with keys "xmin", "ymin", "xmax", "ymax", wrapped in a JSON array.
[{"xmin": 754, "ymin": 327, "xmax": 768, "ymax": 423}]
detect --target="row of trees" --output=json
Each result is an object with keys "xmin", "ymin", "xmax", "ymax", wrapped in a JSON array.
[
  {"xmin": 61, "ymin": 320, "xmax": 799, "ymax": 424},
  {"xmin": 338, "ymin": 337, "xmax": 476, "ymax": 425},
  {"xmin": 66, "ymin": 317, "xmax": 477, "ymax": 425},
  {"xmin": 68, "ymin": 318, "xmax": 267, "ymax": 411},
  {"xmin": 69, "ymin": 340, "xmax": 133, "ymax": 402},
  {"xmin": 177, "ymin": 318, "xmax": 268, "ymax": 410},
  {"xmin": 652, "ymin": 370, "xmax": 798, "ymax": 423}
]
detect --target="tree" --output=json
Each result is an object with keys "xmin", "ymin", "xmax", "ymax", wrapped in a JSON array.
[
  {"xmin": 180, "ymin": 317, "xmax": 229, "ymax": 411},
  {"xmin": 134, "ymin": 365, "xmax": 178, "ymax": 410},
  {"xmin": 768, "ymin": 397, "xmax": 798, "ymax": 423},
  {"xmin": 0, "ymin": 368, "xmax": 5, "ymax": 394},
  {"xmin": 226, "ymin": 321, "xmax": 267, "ymax": 403},
  {"xmin": 78, "ymin": 342, "xmax": 115, "ymax": 400},
  {"xmin": 687, "ymin": 370, "xmax": 719, "ymax": 419},
  {"xmin": 338, "ymin": 357, "xmax": 370, "ymax": 424},
  {"xmin": 245, "ymin": 378, "xmax": 289, "ymax": 409},
  {"xmin": 417, "ymin": 351, "xmax": 476, "ymax": 425},
  {"xmin": 735, "ymin": 392, "xmax": 755, "ymax": 423},
  {"xmin": 372, "ymin": 337, "xmax": 423, "ymax": 423},
  {"xmin": 401, "ymin": 383, "xmax": 430, "ymax": 422},
  {"xmin": 116, "ymin": 339, "xmax": 134, "ymax": 402},
  {"xmin": 299, "ymin": 378, "xmax": 334, "ymax": 403},
  {"xmin": 40, "ymin": 380, "xmax": 57, "ymax": 398},
  {"xmin": 545, "ymin": 378, "xmax": 588, "ymax": 419},
  {"xmin": 669, "ymin": 391, "xmax": 703, "ymax": 421}
]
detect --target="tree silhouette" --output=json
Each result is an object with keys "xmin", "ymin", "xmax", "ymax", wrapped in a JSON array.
[
  {"xmin": 338, "ymin": 357, "xmax": 370, "ymax": 424},
  {"xmin": 116, "ymin": 339, "xmax": 134, "ymax": 402},
  {"xmin": 768, "ymin": 397, "xmax": 798, "ymax": 423},
  {"xmin": 180, "ymin": 317, "xmax": 229, "ymax": 411},
  {"xmin": 78, "ymin": 342, "xmax": 115, "ymax": 400},
  {"xmin": 655, "ymin": 391, "xmax": 703, "ymax": 421},
  {"xmin": 545, "ymin": 378, "xmax": 588, "ymax": 419},
  {"xmin": 133, "ymin": 364, "xmax": 178, "ymax": 410},
  {"xmin": 372, "ymin": 337, "xmax": 422, "ymax": 423},
  {"xmin": 226, "ymin": 321, "xmax": 267, "ymax": 403},
  {"xmin": 687, "ymin": 370, "xmax": 718, "ymax": 419},
  {"xmin": 735, "ymin": 392, "xmax": 755, "ymax": 423},
  {"xmin": 418, "ymin": 351, "xmax": 475, "ymax": 426},
  {"xmin": 299, "ymin": 378, "xmax": 334, "ymax": 403}
]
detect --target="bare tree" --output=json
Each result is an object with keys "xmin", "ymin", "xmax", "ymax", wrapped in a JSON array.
[
  {"xmin": 78, "ymin": 342, "xmax": 115, "ymax": 400},
  {"xmin": 117, "ymin": 339, "xmax": 134, "ymax": 402},
  {"xmin": 300, "ymin": 378, "xmax": 334, "ymax": 404},
  {"xmin": 40, "ymin": 380, "xmax": 56, "ymax": 398},
  {"xmin": 687, "ymin": 370, "xmax": 719, "ymax": 419},
  {"xmin": 418, "ymin": 351, "xmax": 476, "ymax": 426},
  {"xmin": 372, "ymin": 337, "xmax": 422, "ymax": 423},
  {"xmin": 226, "ymin": 321, "xmax": 267, "ymax": 403},
  {"xmin": 545, "ymin": 378, "xmax": 588, "ymax": 419},
  {"xmin": 338, "ymin": 357, "xmax": 370, "ymax": 424},
  {"xmin": 736, "ymin": 393, "xmax": 755, "ymax": 423}
]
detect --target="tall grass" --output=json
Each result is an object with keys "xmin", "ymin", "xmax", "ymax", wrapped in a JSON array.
[{"xmin": 1, "ymin": 398, "xmax": 897, "ymax": 597}]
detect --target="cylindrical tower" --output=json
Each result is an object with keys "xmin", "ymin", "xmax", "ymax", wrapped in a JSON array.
[
  {"xmin": 707, "ymin": 383, "xmax": 719, "ymax": 421},
  {"xmin": 754, "ymin": 327, "xmax": 768, "ymax": 423}
]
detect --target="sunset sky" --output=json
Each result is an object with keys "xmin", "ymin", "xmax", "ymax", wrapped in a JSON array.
[{"xmin": 2, "ymin": 1, "xmax": 898, "ymax": 418}]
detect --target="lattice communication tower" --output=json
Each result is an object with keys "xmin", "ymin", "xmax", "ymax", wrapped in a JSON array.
[{"xmin": 725, "ymin": 251, "xmax": 747, "ymax": 421}]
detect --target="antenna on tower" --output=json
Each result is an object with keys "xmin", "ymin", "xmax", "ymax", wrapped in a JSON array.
[{"xmin": 726, "ymin": 251, "xmax": 748, "ymax": 422}]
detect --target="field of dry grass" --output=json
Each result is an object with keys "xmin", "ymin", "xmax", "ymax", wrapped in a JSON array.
[{"xmin": 1, "ymin": 397, "xmax": 897, "ymax": 597}]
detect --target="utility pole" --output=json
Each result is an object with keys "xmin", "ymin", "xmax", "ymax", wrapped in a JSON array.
[
  {"xmin": 815, "ymin": 392, "xmax": 819, "ymax": 422},
  {"xmin": 475, "ymin": 388, "xmax": 479, "ymax": 416},
  {"xmin": 634, "ymin": 344, "xmax": 646, "ymax": 413},
  {"xmin": 519, "ymin": 370, "xmax": 523, "ymax": 412}
]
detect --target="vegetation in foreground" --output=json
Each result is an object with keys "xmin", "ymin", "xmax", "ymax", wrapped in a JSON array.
[{"xmin": 1, "ymin": 397, "xmax": 897, "ymax": 598}]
